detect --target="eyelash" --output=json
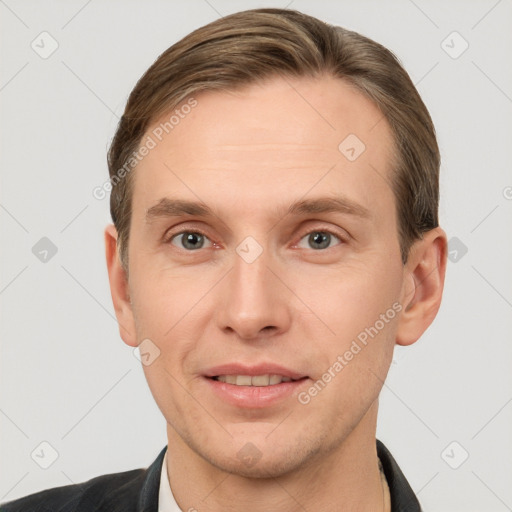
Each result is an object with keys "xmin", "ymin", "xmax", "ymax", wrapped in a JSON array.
[{"xmin": 164, "ymin": 226, "xmax": 348, "ymax": 251}]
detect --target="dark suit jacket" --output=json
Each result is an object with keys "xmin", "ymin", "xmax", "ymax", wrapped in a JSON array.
[{"xmin": 1, "ymin": 440, "xmax": 421, "ymax": 511}]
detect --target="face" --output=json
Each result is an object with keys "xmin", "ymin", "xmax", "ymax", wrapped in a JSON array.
[{"xmin": 116, "ymin": 75, "xmax": 412, "ymax": 477}]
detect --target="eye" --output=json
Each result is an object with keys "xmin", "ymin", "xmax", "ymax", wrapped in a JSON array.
[
  {"xmin": 297, "ymin": 230, "xmax": 342, "ymax": 250},
  {"xmin": 169, "ymin": 231, "xmax": 212, "ymax": 251}
]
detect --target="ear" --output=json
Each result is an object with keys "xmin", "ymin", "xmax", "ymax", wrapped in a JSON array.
[
  {"xmin": 396, "ymin": 227, "xmax": 447, "ymax": 346},
  {"xmin": 104, "ymin": 224, "xmax": 138, "ymax": 347}
]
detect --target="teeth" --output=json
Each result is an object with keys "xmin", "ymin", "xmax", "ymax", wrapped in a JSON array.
[
  {"xmin": 236, "ymin": 375, "xmax": 252, "ymax": 386},
  {"xmin": 215, "ymin": 374, "xmax": 294, "ymax": 386},
  {"xmin": 269, "ymin": 374, "xmax": 283, "ymax": 385},
  {"xmin": 251, "ymin": 375, "xmax": 270, "ymax": 386}
]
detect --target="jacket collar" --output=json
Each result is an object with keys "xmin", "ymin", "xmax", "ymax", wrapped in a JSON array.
[
  {"xmin": 138, "ymin": 445, "xmax": 167, "ymax": 512},
  {"xmin": 377, "ymin": 439, "xmax": 422, "ymax": 511}
]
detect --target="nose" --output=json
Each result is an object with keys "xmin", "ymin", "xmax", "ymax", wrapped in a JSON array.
[{"xmin": 216, "ymin": 245, "xmax": 292, "ymax": 341}]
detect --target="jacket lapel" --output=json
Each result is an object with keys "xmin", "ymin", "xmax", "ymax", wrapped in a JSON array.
[{"xmin": 137, "ymin": 446, "xmax": 168, "ymax": 512}]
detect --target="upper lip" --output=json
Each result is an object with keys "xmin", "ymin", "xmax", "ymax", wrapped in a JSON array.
[{"xmin": 203, "ymin": 363, "xmax": 307, "ymax": 380}]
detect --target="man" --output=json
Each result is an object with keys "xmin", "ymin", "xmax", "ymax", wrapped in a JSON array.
[{"xmin": 2, "ymin": 7, "xmax": 446, "ymax": 512}]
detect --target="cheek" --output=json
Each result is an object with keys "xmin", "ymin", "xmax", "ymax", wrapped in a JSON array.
[
  {"xmin": 295, "ymin": 270, "xmax": 399, "ymax": 430},
  {"xmin": 292, "ymin": 256, "xmax": 403, "ymax": 339},
  {"xmin": 289, "ymin": 254, "xmax": 402, "ymax": 408},
  {"xmin": 141, "ymin": 361, "xmax": 202, "ymax": 439},
  {"xmin": 128, "ymin": 265, "xmax": 215, "ymax": 387},
  {"xmin": 128, "ymin": 256, "xmax": 207, "ymax": 339}
]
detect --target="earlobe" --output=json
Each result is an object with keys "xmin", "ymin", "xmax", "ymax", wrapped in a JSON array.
[
  {"xmin": 396, "ymin": 227, "xmax": 447, "ymax": 346},
  {"xmin": 104, "ymin": 224, "xmax": 138, "ymax": 347}
]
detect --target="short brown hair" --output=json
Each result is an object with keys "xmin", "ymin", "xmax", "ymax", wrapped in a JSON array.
[{"xmin": 108, "ymin": 8, "xmax": 440, "ymax": 269}]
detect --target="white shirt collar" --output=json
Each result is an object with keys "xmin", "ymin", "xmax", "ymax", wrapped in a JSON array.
[{"xmin": 158, "ymin": 449, "xmax": 183, "ymax": 512}]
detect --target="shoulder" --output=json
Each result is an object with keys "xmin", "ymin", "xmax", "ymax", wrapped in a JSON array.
[
  {"xmin": 1, "ymin": 446, "xmax": 167, "ymax": 512},
  {"xmin": 0, "ymin": 467, "xmax": 146, "ymax": 512}
]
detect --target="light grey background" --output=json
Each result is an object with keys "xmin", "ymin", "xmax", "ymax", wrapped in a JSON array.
[{"xmin": 1, "ymin": 1, "xmax": 511, "ymax": 510}]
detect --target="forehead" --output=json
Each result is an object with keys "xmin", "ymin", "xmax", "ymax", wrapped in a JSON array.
[{"xmin": 132, "ymin": 74, "xmax": 395, "ymax": 220}]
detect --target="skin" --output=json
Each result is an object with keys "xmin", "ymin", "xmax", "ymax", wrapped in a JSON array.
[{"xmin": 105, "ymin": 74, "xmax": 447, "ymax": 511}]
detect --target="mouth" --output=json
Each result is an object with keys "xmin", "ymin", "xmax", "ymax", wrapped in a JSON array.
[
  {"xmin": 203, "ymin": 364, "xmax": 309, "ymax": 408},
  {"xmin": 210, "ymin": 374, "xmax": 304, "ymax": 386}
]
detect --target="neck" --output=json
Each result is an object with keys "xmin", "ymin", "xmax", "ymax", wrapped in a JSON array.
[{"xmin": 165, "ymin": 401, "xmax": 387, "ymax": 512}]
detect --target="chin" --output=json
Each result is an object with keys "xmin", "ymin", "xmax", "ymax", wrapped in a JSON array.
[{"xmin": 199, "ymin": 435, "xmax": 326, "ymax": 480}]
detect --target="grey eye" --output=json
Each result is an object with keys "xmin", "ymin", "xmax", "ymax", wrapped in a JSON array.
[
  {"xmin": 171, "ymin": 232, "xmax": 210, "ymax": 250},
  {"xmin": 297, "ymin": 231, "xmax": 341, "ymax": 250}
]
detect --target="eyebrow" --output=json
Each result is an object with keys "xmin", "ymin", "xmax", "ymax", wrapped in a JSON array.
[
  {"xmin": 146, "ymin": 199, "xmax": 211, "ymax": 221},
  {"xmin": 287, "ymin": 197, "xmax": 370, "ymax": 218},
  {"xmin": 145, "ymin": 196, "xmax": 371, "ymax": 223}
]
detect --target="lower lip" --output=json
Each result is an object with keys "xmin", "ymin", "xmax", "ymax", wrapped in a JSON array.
[{"xmin": 204, "ymin": 377, "xmax": 309, "ymax": 408}]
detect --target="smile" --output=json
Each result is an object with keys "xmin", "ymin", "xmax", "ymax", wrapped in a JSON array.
[{"xmin": 212, "ymin": 374, "xmax": 298, "ymax": 386}]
